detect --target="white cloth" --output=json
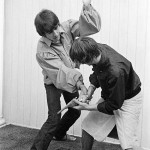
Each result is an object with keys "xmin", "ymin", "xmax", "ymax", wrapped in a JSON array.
[{"xmin": 82, "ymin": 91, "xmax": 143, "ymax": 150}]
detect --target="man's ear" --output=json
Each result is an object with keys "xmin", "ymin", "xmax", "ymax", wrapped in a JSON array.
[{"xmin": 75, "ymin": 62, "xmax": 81, "ymax": 69}]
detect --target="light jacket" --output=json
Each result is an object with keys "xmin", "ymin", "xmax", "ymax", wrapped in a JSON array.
[{"xmin": 36, "ymin": 4, "xmax": 101, "ymax": 93}]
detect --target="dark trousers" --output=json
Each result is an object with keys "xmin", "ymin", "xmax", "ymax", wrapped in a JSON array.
[
  {"xmin": 82, "ymin": 126, "xmax": 118, "ymax": 150},
  {"xmin": 31, "ymin": 84, "xmax": 81, "ymax": 150},
  {"xmin": 82, "ymin": 130, "xmax": 94, "ymax": 150}
]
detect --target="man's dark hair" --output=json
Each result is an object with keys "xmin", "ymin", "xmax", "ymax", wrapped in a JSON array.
[
  {"xmin": 70, "ymin": 37, "xmax": 100, "ymax": 64},
  {"xmin": 34, "ymin": 9, "xmax": 59, "ymax": 36}
]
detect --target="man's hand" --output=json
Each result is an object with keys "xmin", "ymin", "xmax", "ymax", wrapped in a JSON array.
[
  {"xmin": 72, "ymin": 99, "xmax": 90, "ymax": 110},
  {"xmin": 82, "ymin": 0, "xmax": 91, "ymax": 6},
  {"xmin": 57, "ymin": 98, "xmax": 78, "ymax": 114},
  {"xmin": 57, "ymin": 97, "xmax": 89, "ymax": 114},
  {"xmin": 78, "ymin": 94, "xmax": 89, "ymax": 103},
  {"xmin": 73, "ymin": 99, "xmax": 98, "ymax": 111}
]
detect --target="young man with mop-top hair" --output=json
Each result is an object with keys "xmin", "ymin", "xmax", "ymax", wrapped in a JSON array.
[
  {"xmin": 66, "ymin": 36, "xmax": 142, "ymax": 150},
  {"xmin": 31, "ymin": 0, "xmax": 101, "ymax": 150}
]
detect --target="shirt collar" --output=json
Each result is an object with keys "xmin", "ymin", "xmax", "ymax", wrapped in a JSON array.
[{"xmin": 40, "ymin": 25, "xmax": 65, "ymax": 47}]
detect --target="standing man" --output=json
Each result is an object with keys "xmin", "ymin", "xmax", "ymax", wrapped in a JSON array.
[
  {"xmin": 69, "ymin": 37, "xmax": 142, "ymax": 150},
  {"xmin": 31, "ymin": 0, "xmax": 101, "ymax": 150}
]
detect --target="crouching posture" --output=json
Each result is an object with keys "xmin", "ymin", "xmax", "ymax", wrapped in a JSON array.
[{"xmin": 69, "ymin": 37, "xmax": 142, "ymax": 150}]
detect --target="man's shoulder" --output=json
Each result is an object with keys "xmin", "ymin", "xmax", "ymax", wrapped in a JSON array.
[
  {"xmin": 36, "ymin": 38, "xmax": 56, "ymax": 55},
  {"xmin": 37, "ymin": 38, "xmax": 47, "ymax": 51},
  {"xmin": 108, "ymin": 65, "xmax": 123, "ymax": 79},
  {"xmin": 60, "ymin": 19, "xmax": 78, "ymax": 31},
  {"xmin": 61, "ymin": 19, "xmax": 77, "ymax": 26}
]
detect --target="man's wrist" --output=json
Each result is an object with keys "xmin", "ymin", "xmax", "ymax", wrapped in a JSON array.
[
  {"xmin": 76, "ymin": 80, "xmax": 84, "ymax": 90},
  {"xmin": 89, "ymin": 104, "xmax": 98, "ymax": 111},
  {"xmin": 80, "ymin": 85, "xmax": 88, "ymax": 95},
  {"xmin": 89, "ymin": 84, "xmax": 96, "ymax": 90}
]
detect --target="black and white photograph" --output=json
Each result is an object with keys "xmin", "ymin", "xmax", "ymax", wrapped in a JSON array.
[{"xmin": 0, "ymin": 0, "xmax": 150, "ymax": 150}]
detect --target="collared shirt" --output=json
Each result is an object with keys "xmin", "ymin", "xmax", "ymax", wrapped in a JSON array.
[
  {"xmin": 89, "ymin": 44, "xmax": 141, "ymax": 115},
  {"xmin": 36, "ymin": 4, "xmax": 101, "ymax": 93}
]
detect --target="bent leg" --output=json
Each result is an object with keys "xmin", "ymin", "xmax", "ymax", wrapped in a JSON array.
[
  {"xmin": 114, "ymin": 92, "xmax": 143, "ymax": 150},
  {"xmin": 31, "ymin": 84, "xmax": 61, "ymax": 150},
  {"xmin": 54, "ymin": 91, "xmax": 81, "ymax": 140}
]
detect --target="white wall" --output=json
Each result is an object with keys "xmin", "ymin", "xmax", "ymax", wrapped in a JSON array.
[
  {"xmin": 3, "ymin": 0, "xmax": 150, "ymax": 149},
  {"xmin": 0, "ymin": 0, "xmax": 5, "ymax": 126}
]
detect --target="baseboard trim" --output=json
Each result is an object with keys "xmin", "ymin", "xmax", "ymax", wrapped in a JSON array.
[{"xmin": 0, "ymin": 117, "xmax": 5, "ymax": 128}]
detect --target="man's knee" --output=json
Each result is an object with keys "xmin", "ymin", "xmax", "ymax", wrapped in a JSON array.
[
  {"xmin": 68, "ymin": 108, "xmax": 81, "ymax": 118},
  {"xmin": 47, "ymin": 113, "xmax": 61, "ymax": 124}
]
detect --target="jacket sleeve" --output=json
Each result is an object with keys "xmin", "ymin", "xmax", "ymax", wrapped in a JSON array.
[
  {"xmin": 36, "ymin": 51, "xmax": 83, "ymax": 93},
  {"xmin": 79, "ymin": 4, "xmax": 101, "ymax": 36},
  {"xmin": 97, "ymin": 71, "xmax": 125, "ymax": 115},
  {"xmin": 64, "ymin": 4, "xmax": 101, "ymax": 39},
  {"xmin": 89, "ymin": 72, "xmax": 100, "ymax": 88}
]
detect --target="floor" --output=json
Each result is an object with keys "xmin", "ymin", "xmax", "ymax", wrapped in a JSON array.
[{"xmin": 0, "ymin": 124, "xmax": 122, "ymax": 150}]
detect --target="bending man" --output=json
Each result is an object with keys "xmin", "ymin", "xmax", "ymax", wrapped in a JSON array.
[{"xmin": 69, "ymin": 37, "xmax": 142, "ymax": 150}]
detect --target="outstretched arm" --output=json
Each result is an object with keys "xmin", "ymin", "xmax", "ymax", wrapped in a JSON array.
[
  {"xmin": 57, "ymin": 98, "xmax": 98, "ymax": 114},
  {"xmin": 57, "ymin": 98, "xmax": 78, "ymax": 114},
  {"xmin": 65, "ymin": 0, "xmax": 101, "ymax": 39},
  {"xmin": 73, "ymin": 99, "xmax": 98, "ymax": 111},
  {"xmin": 79, "ymin": 0, "xmax": 101, "ymax": 36}
]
